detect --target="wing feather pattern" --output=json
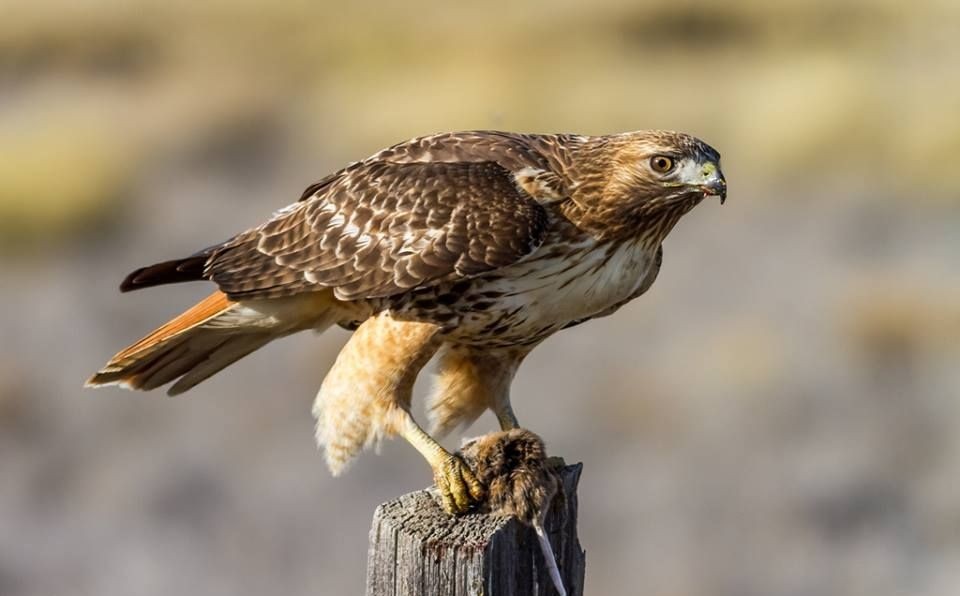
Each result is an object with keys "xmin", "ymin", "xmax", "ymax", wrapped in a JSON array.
[
  {"xmin": 120, "ymin": 131, "xmax": 570, "ymax": 298},
  {"xmin": 206, "ymin": 158, "xmax": 550, "ymax": 301}
]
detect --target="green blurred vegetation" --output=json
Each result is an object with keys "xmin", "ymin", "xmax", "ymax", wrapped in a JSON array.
[{"xmin": 0, "ymin": 113, "xmax": 133, "ymax": 251}]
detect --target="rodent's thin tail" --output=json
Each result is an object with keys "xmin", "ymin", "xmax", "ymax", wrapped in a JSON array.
[{"xmin": 534, "ymin": 521, "xmax": 566, "ymax": 596}]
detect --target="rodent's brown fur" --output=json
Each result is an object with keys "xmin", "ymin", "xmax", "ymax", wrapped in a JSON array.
[
  {"xmin": 458, "ymin": 428, "xmax": 567, "ymax": 594},
  {"xmin": 458, "ymin": 428, "xmax": 561, "ymax": 525}
]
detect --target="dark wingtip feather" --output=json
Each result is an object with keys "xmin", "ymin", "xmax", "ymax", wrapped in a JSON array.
[{"xmin": 119, "ymin": 256, "xmax": 208, "ymax": 292}]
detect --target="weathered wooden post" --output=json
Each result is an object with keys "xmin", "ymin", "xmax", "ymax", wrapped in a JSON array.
[{"xmin": 366, "ymin": 464, "xmax": 585, "ymax": 596}]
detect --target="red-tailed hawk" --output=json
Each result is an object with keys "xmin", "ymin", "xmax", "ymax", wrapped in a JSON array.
[{"xmin": 87, "ymin": 130, "xmax": 726, "ymax": 514}]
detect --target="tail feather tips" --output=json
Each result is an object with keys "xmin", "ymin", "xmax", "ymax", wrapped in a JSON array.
[
  {"xmin": 86, "ymin": 291, "xmax": 271, "ymax": 395},
  {"xmin": 120, "ymin": 255, "xmax": 207, "ymax": 292}
]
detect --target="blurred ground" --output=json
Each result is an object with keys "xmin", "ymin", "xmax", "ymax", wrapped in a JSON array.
[{"xmin": 1, "ymin": 1, "xmax": 959, "ymax": 595}]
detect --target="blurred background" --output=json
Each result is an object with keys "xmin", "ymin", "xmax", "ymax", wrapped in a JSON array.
[{"xmin": 1, "ymin": 1, "xmax": 958, "ymax": 594}]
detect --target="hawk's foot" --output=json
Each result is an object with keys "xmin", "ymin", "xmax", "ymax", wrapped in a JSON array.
[{"xmin": 433, "ymin": 453, "xmax": 485, "ymax": 515}]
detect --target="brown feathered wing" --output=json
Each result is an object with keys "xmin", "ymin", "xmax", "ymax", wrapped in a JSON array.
[{"xmin": 124, "ymin": 159, "xmax": 550, "ymax": 302}]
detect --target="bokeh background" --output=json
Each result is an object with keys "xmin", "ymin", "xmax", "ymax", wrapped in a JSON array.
[{"xmin": 2, "ymin": 1, "xmax": 959, "ymax": 595}]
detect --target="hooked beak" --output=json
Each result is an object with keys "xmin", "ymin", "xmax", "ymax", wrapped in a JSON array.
[{"xmin": 699, "ymin": 163, "xmax": 727, "ymax": 205}]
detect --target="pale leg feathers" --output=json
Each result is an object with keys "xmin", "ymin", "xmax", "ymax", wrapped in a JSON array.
[
  {"xmin": 312, "ymin": 312, "xmax": 442, "ymax": 475},
  {"xmin": 312, "ymin": 313, "xmax": 486, "ymax": 513},
  {"xmin": 427, "ymin": 345, "xmax": 531, "ymax": 436}
]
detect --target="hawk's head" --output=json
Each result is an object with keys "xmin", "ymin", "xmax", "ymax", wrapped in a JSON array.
[
  {"xmin": 567, "ymin": 130, "xmax": 725, "ymax": 241},
  {"xmin": 606, "ymin": 130, "xmax": 726, "ymax": 208}
]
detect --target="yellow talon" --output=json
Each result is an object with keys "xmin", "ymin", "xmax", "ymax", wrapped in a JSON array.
[
  {"xmin": 433, "ymin": 454, "xmax": 485, "ymax": 515},
  {"xmin": 395, "ymin": 409, "xmax": 485, "ymax": 514}
]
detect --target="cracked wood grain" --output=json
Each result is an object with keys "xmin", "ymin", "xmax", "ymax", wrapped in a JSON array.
[{"xmin": 366, "ymin": 464, "xmax": 585, "ymax": 596}]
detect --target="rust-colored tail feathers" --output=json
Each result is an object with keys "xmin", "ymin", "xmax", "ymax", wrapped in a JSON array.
[{"xmin": 87, "ymin": 291, "xmax": 274, "ymax": 396}]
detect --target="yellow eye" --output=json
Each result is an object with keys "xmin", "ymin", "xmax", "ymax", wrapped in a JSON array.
[{"xmin": 650, "ymin": 155, "xmax": 675, "ymax": 174}]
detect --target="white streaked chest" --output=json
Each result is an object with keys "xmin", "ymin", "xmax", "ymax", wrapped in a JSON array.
[{"xmin": 463, "ymin": 237, "xmax": 658, "ymax": 338}]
